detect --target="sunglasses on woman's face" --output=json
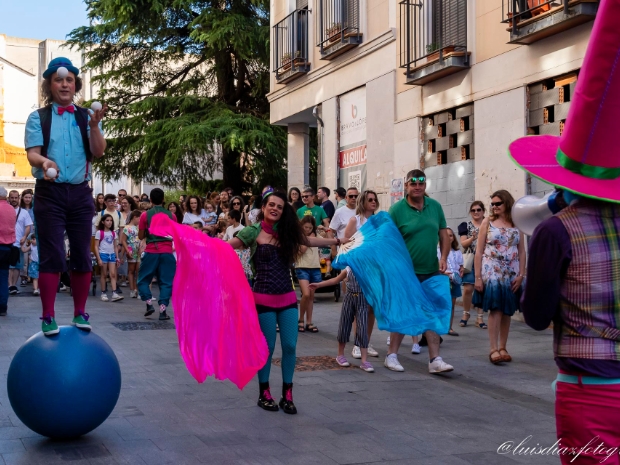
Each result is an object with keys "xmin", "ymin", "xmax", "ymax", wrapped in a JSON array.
[
  {"xmin": 232, "ymin": 202, "xmax": 241, "ymax": 206},
  {"xmin": 367, "ymin": 198, "xmax": 377, "ymax": 203},
  {"xmin": 490, "ymin": 201, "xmax": 504, "ymax": 207},
  {"xmin": 470, "ymin": 208, "xmax": 483, "ymax": 213}
]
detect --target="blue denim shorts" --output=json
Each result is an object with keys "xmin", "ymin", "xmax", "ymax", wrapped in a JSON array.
[
  {"xmin": 100, "ymin": 253, "xmax": 117, "ymax": 263},
  {"xmin": 296, "ymin": 268, "xmax": 322, "ymax": 284},
  {"xmin": 462, "ymin": 268, "xmax": 475, "ymax": 285}
]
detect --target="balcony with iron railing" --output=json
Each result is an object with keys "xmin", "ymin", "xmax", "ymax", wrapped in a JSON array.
[
  {"xmin": 399, "ymin": 0, "xmax": 469, "ymax": 86},
  {"xmin": 316, "ymin": 0, "xmax": 363, "ymax": 60},
  {"xmin": 501, "ymin": 0, "xmax": 598, "ymax": 45},
  {"xmin": 273, "ymin": 10, "xmax": 311, "ymax": 84}
]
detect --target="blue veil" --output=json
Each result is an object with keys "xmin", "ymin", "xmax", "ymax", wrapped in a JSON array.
[{"xmin": 333, "ymin": 211, "xmax": 451, "ymax": 336}]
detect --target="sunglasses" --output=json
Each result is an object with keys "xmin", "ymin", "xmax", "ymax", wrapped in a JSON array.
[
  {"xmin": 470, "ymin": 208, "xmax": 483, "ymax": 213},
  {"xmin": 409, "ymin": 177, "xmax": 426, "ymax": 184},
  {"xmin": 301, "ymin": 195, "xmax": 311, "ymax": 199},
  {"xmin": 232, "ymin": 202, "xmax": 241, "ymax": 206},
  {"xmin": 490, "ymin": 201, "xmax": 504, "ymax": 207},
  {"xmin": 367, "ymin": 198, "xmax": 377, "ymax": 203},
  {"xmin": 347, "ymin": 194, "xmax": 358, "ymax": 199},
  {"xmin": 118, "ymin": 194, "xmax": 126, "ymax": 197}
]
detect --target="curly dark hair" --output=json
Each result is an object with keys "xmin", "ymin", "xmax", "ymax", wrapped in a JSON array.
[
  {"xmin": 185, "ymin": 195, "xmax": 203, "ymax": 215},
  {"xmin": 257, "ymin": 191, "xmax": 306, "ymax": 265},
  {"xmin": 41, "ymin": 76, "xmax": 83, "ymax": 106}
]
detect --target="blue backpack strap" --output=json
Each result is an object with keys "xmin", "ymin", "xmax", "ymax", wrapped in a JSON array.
[
  {"xmin": 73, "ymin": 106, "xmax": 93, "ymax": 162},
  {"xmin": 36, "ymin": 106, "xmax": 53, "ymax": 158}
]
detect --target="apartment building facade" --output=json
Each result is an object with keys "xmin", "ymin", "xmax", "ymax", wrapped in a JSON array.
[{"xmin": 267, "ymin": 0, "xmax": 599, "ymax": 231}]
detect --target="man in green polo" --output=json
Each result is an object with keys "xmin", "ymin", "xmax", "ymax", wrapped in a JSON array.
[
  {"xmin": 387, "ymin": 169, "xmax": 453, "ymax": 374},
  {"xmin": 296, "ymin": 187, "xmax": 329, "ymax": 228}
]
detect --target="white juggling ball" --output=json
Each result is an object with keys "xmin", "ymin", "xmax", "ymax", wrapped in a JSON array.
[
  {"xmin": 91, "ymin": 101, "xmax": 102, "ymax": 112},
  {"xmin": 46, "ymin": 167, "xmax": 57, "ymax": 179},
  {"xmin": 56, "ymin": 67, "xmax": 69, "ymax": 78}
]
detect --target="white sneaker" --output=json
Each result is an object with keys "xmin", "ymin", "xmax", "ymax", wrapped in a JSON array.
[
  {"xmin": 130, "ymin": 290, "xmax": 137, "ymax": 298},
  {"xmin": 101, "ymin": 293, "xmax": 109, "ymax": 302},
  {"xmin": 386, "ymin": 336, "xmax": 391, "ymax": 345},
  {"xmin": 411, "ymin": 343, "xmax": 421, "ymax": 354},
  {"xmin": 384, "ymin": 354, "xmax": 404, "ymax": 372},
  {"xmin": 32, "ymin": 289, "xmax": 40, "ymax": 296},
  {"xmin": 351, "ymin": 346, "xmax": 362, "ymax": 359},
  {"xmin": 428, "ymin": 357, "xmax": 454, "ymax": 374},
  {"xmin": 120, "ymin": 281, "xmax": 128, "ymax": 287},
  {"xmin": 59, "ymin": 284, "xmax": 68, "ymax": 292},
  {"xmin": 111, "ymin": 292, "xmax": 124, "ymax": 302},
  {"xmin": 367, "ymin": 345, "xmax": 379, "ymax": 357}
]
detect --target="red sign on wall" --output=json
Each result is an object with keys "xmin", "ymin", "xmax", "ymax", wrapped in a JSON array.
[{"xmin": 339, "ymin": 145, "xmax": 367, "ymax": 169}]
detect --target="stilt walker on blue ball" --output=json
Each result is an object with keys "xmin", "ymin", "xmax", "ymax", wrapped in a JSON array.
[{"xmin": 24, "ymin": 57, "xmax": 107, "ymax": 336}]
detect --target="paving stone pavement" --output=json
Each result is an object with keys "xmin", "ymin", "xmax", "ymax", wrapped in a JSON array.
[{"xmin": 0, "ymin": 284, "xmax": 562, "ymax": 465}]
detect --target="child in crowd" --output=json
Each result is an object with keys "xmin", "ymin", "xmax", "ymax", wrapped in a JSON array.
[
  {"xmin": 438, "ymin": 227, "xmax": 464, "ymax": 336},
  {"xmin": 192, "ymin": 221, "xmax": 203, "ymax": 230},
  {"xmin": 202, "ymin": 202, "xmax": 218, "ymax": 228},
  {"xmin": 121, "ymin": 210, "xmax": 142, "ymax": 298},
  {"xmin": 232, "ymin": 231, "xmax": 253, "ymax": 286},
  {"xmin": 218, "ymin": 201, "xmax": 230, "ymax": 221},
  {"xmin": 95, "ymin": 214, "xmax": 123, "ymax": 302},
  {"xmin": 139, "ymin": 201, "xmax": 151, "ymax": 211},
  {"xmin": 21, "ymin": 235, "xmax": 39, "ymax": 296},
  {"xmin": 310, "ymin": 267, "xmax": 374, "ymax": 372},
  {"xmin": 223, "ymin": 210, "xmax": 244, "ymax": 241},
  {"xmin": 215, "ymin": 220, "xmax": 228, "ymax": 239},
  {"xmin": 296, "ymin": 216, "xmax": 321, "ymax": 333}
]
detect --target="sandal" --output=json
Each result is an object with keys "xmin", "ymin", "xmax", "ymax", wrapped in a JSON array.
[
  {"xmin": 448, "ymin": 329, "xmax": 459, "ymax": 336},
  {"xmin": 305, "ymin": 323, "xmax": 319, "ymax": 333},
  {"xmin": 489, "ymin": 350, "xmax": 503, "ymax": 365},
  {"xmin": 298, "ymin": 321, "xmax": 305, "ymax": 332},
  {"xmin": 459, "ymin": 311, "xmax": 470, "ymax": 327},
  {"xmin": 475, "ymin": 316, "xmax": 488, "ymax": 329},
  {"xmin": 499, "ymin": 348, "xmax": 512, "ymax": 362}
]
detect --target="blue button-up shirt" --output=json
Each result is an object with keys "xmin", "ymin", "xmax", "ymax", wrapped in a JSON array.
[{"xmin": 24, "ymin": 103, "xmax": 103, "ymax": 184}]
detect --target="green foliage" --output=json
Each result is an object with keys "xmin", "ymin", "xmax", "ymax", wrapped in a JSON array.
[{"xmin": 68, "ymin": 0, "xmax": 287, "ymax": 194}]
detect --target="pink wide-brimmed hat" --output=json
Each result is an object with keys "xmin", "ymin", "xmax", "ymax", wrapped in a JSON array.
[{"xmin": 508, "ymin": 0, "xmax": 620, "ymax": 204}]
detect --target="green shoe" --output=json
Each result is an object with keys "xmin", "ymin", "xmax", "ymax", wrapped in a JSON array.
[
  {"xmin": 72, "ymin": 313, "xmax": 91, "ymax": 331},
  {"xmin": 41, "ymin": 317, "xmax": 59, "ymax": 336}
]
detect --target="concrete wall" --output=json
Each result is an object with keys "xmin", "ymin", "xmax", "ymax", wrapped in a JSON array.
[
  {"xmin": 473, "ymin": 88, "xmax": 527, "ymax": 202},
  {"xmin": 426, "ymin": 160, "xmax": 475, "ymax": 235}
]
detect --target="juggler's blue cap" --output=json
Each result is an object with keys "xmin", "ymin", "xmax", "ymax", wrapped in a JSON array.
[{"xmin": 42, "ymin": 57, "xmax": 80, "ymax": 79}]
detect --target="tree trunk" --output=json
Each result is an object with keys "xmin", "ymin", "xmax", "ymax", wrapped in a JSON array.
[{"xmin": 222, "ymin": 147, "xmax": 243, "ymax": 195}]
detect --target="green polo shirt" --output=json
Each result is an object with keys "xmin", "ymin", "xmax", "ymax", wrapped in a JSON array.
[
  {"xmin": 296, "ymin": 205, "xmax": 327, "ymax": 225},
  {"xmin": 389, "ymin": 196, "xmax": 447, "ymax": 274}
]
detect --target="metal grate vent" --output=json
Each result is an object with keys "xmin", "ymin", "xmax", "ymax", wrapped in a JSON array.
[
  {"xmin": 273, "ymin": 355, "xmax": 352, "ymax": 372},
  {"xmin": 111, "ymin": 321, "xmax": 176, "ymax": 331}
]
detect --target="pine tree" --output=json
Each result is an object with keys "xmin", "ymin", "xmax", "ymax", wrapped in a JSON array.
[{"xmin": 67, "ymin": 0, "xmax": 287, "ymax": 193}]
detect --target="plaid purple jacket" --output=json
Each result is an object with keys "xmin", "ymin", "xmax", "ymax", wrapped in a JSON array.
[{"xmin": 554, "ymin": 202, "xmax": 620, "ymax": 360}]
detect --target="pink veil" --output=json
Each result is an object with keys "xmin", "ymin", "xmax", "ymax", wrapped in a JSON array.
[{"xmin": 149, "ymin": 215, "xmax": 268, "ymax": 389}]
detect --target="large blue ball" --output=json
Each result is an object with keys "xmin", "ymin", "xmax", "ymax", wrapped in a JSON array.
[{"xmin": 7, "ymin": 326, "xmax": 121, "ymax": 439}]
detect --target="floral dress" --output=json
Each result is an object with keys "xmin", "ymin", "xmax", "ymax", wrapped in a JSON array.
[
  {"xmin": 123, "ymin": 225, "xmax": 141, "ymax": 263},
  {"xmin": 480, "ymin": 222, "xmax": 521, "ymax": 316}
]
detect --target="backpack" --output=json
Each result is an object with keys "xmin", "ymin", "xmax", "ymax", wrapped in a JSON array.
[
  {"xmin": 37, "ymin": 105, "xmax": 93, "ymax": 161},
  {"xmin": 98, "ymin": 230, "xmax": 116, "ymax": 242}
]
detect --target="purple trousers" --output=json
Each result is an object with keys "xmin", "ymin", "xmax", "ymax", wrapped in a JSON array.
[{"xmin": 33, "ymin": 180, "xmax": 94, "ymax": 273}]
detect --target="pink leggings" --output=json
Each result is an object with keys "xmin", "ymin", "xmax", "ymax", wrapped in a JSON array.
[{"xmin": 555, "ymin": 374, "xmax": 620, "ymax": 465}]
